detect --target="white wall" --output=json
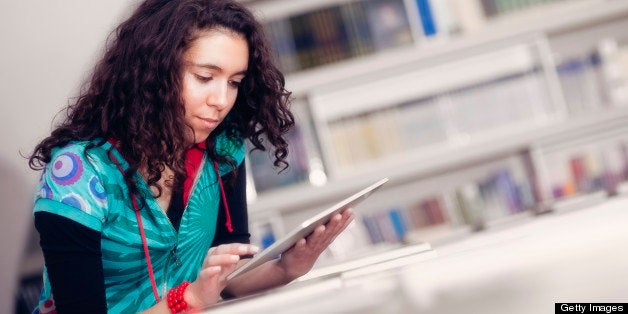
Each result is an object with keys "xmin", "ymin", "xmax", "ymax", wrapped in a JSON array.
[{"xmin": 0, "ymin": 1, "xmax": 136, "ymax": 312}]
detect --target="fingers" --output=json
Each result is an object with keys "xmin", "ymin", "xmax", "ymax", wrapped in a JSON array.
[
  {"xmin": 323, "ymin": 208, "xmax": 354, "ymax": 237},
  {"xmin": 206, "ymin": 254, "xmax": 240, "ymax": 266},
  {"xmin": 189, "ymin": 244, "xmax": 261, "ymax": 309},
  {"xmin": 203, "ymin": 243, "xmax": 259, "ymax": 268},
  {"xmin": 338, "ymin": 208, "xmax": 355, "ymax": 230},
  {"xmin": 211, "ymin": 243, "xmax": 260, "ymax": 256},
  {"xmin": 302, "ymin": 208, "xmax": 356, "ymax": 251}
]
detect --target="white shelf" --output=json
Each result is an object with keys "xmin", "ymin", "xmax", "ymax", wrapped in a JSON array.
[
  {"xmin": 335, "ymin": 107, "xmax": 628, "ymax": 180},
  {"xmin": 284, "ymin": 0, "xmax": 628, "ymax": 97},
  {"xmin": 616, "ymin": 181, "xmax": 628, "ymax": 195},
  {"xmin": 310, "ymin": 44, "xmax": 535, "ymax": 121},
  {"xmin": 550, "ymin": 190, "xmax": 609, "ymax": 213},
  {"xmin": 297, "ymin": 242, "xmax": 433, "ymax": 282},
  {"xmin": 249, "ymin": 106, "xmax": 628, "ymax": 216}
]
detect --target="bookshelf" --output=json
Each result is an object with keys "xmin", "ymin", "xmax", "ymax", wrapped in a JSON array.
[
  {"xmin": 249, "ymin": 0, "xmax": 417, "ymax": 73},
  {"xmin": 241, "ymin": 0, "xmax": 628, "ymax": 255},
  {"xmin": 266, "ymin": 0, "xmax": 628, "ymax": 96}
]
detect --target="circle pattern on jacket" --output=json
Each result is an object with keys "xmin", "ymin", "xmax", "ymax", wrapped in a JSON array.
[
  {"xmin": 61, "ymin": 193, "xmax": 89, "ymax": 214},
  {"xmin": 37, "ymin": 182, "xmax": 53, "ymax": 199},
  {"xmin": 51, "ymin": 152, "xmax": 83, "ymax": 185},
  {"xmin": 88, "ymin": 176, "xmax": 107, "ymax": 204}
]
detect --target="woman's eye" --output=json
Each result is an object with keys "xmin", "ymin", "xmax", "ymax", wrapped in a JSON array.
[
  {"xmin": 230, "ymin": 81, "xmax": 241, "ymax": 88},
  {"xmin": 195, "ymin": 74, "xmax": 211, "ymax": 82}
]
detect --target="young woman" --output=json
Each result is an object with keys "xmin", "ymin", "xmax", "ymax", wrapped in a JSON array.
[{"xmin": 28, "ymin": 1, "xmax": 354, "ymax": 313}]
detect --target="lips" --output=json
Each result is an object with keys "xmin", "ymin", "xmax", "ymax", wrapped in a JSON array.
[
  {"xmin": 198, "ymin": 117, "xmax": 219, "ymax": 129},
  {"xmin": 199, "ymin": 117, "xmax": 219, "ymax": 123}
]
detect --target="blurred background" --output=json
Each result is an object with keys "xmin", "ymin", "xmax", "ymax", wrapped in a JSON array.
[{"xmin": 2, "ymin": 0, "xmax": 628, "ymax": 313}]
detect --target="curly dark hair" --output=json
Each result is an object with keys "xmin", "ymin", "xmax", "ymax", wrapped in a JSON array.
[{"xmin": 29, "ymin": 0, "xmax": 293, "ymax": 200}]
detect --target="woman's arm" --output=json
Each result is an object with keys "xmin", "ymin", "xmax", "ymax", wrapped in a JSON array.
[
  {"xmin": 35, "ymin": 211, "xmax": 108, "ymax": 313},
  {"xmin": 210, "ymin": 159, "xmax": 355, "ymax": 298}
]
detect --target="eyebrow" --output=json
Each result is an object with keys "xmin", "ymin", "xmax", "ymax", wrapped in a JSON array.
[{"xmin": 188, "ymin": 62, "xmax": 247, "ymax": 76}]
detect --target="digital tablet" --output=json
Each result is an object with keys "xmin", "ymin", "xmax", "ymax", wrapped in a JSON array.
[{"xmin": 227, "ymin": 177, "xmax": 389, "ymax": 281}]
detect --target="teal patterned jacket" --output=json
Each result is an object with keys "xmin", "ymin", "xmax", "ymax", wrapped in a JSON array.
[{"xmin": 33, "ymin": 134, "xmax": 245, "ymax": 313}]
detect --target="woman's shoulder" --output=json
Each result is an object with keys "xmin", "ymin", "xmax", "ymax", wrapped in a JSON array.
[
  {"xmin": 35, "ymin": 139, "xmax": 112, "ymax": 230},
  {"xmin": 49, "ymin": 139, "xmax": 111, "ymax": 165},
  {"xmin": 44, "ymin": 139, "xmax": 116, "ymax": 186}
]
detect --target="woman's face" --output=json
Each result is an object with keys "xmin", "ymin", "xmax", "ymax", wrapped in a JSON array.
[{"xmin": 181, "ymin": 28, "xmax": 249, "ymax": 144}]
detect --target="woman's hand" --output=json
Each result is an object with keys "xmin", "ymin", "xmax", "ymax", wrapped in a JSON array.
[
  {"xmin": 279, "ymin": 208, "xmax": 355, "ymax": 279},
  {"xmin": 184, "ymin": 243, "xmax": 259, "ymax": 309}
]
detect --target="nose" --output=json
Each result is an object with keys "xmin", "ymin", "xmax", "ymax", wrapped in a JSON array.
[{"xmin": 207, "ymin": 80, "xmax": 229, "ymax": 110}]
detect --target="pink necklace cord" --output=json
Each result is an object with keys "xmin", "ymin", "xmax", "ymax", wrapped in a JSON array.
[
  {"xmin": 214, "ymin": 161, "xmax": 233, "ymax": 233},
  {"xmin": 107, "ymin": 150, "xmax": 161, "ymax": 302}
]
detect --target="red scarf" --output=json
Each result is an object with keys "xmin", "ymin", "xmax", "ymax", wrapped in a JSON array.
[
  {"xmin": 183, "ymin": 141, "xmax": 206, "ymax": 206},
  {"xmin": 184, "ymin": 141, "xmax": 233, "ymax": 232}
]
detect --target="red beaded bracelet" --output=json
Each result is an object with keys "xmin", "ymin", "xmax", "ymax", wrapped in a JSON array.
[{"xmin": 167, "ymin": 281, "xmax": 191, "ymax": 313}]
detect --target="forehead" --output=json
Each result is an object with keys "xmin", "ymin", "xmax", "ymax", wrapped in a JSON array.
[{"xmin": 184, "ymin": 28, "xmax": 249, "ymax": 72}]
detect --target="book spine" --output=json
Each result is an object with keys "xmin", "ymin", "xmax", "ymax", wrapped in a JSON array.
[
  {"xmin": 362, "ymin": 215, "xmax": 384, "ymax": 244},
  {"xmin": 455, "ymin": 183, "xmax": 486, "ymax": 230},
  {"xmin": 415, "ymin": 0, "xmax": 437, "ymax": 36},
  {"xmin": 570, "ymin": 155, "xmax": 588, "ymax": 193},
  {"xmin": 388, "ymin": 208, "xmax": 408, "ymax": 241},
  {"xmin": 374, "ymin": 211, "xmax": 397, "ymax": 243}
]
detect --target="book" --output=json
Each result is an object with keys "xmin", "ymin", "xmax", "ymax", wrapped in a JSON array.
[
  {"xmin": 557, "ymin": 56, "xmax": 604, "ymax": 114},
  {"xmin": 397, "ymin": 97, "xmax": 448, "ymax": 148},
  {"xmin": 365, "ymin": 0, "xmax": 414, "ymax": 51},
  {"xmin": 362, "ymin": 215, "xmax": 385, "ymax": 244},
  {"xmin": 318, "ymin": 6, "xmax": 350, "ymax": 64},
  {"xmin": 600, "ymin": 142, "xmax": 624, "ymax": 192},
  {"xmin": 289, "ymin": 13, "xmax": 317, "ymax": 70},
  {"xmin": 455, "ymin": 182, "xmax": 486, "ymax": 230},
  {"xmin": 569, "ymin": 155, "xmax": 589, "ymax": 193},
  {"xmin": 407, "ymin": 200, "xmax": 430, "ymax": 228},
  {"xmin": 415, "ymin": 0, "xmax": 437, "ymax": 36},
  {"xmin": 339, "ymin": 1, "xmax": 376, "ymax": 57},
  {"xmin": 264, "ymin": 19, "xmax": 300, "ymax": 73},
  {"xmin": 376, "ymin": 210, "xmax": 399, "ymax": 242},
  {"xmin": 388, "ymin": 208, "xmax": 408, "ymax": 241}
]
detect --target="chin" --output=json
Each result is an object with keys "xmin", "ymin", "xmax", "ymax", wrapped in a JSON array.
[{"xmin": 194, "ymin": 132, "xmax": 211, "ymax": 144}]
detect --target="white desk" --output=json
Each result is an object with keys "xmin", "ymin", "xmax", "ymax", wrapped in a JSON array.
[{"xmin": 206, "ymin": 196, "xmax": 628, "ymax": 313}]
